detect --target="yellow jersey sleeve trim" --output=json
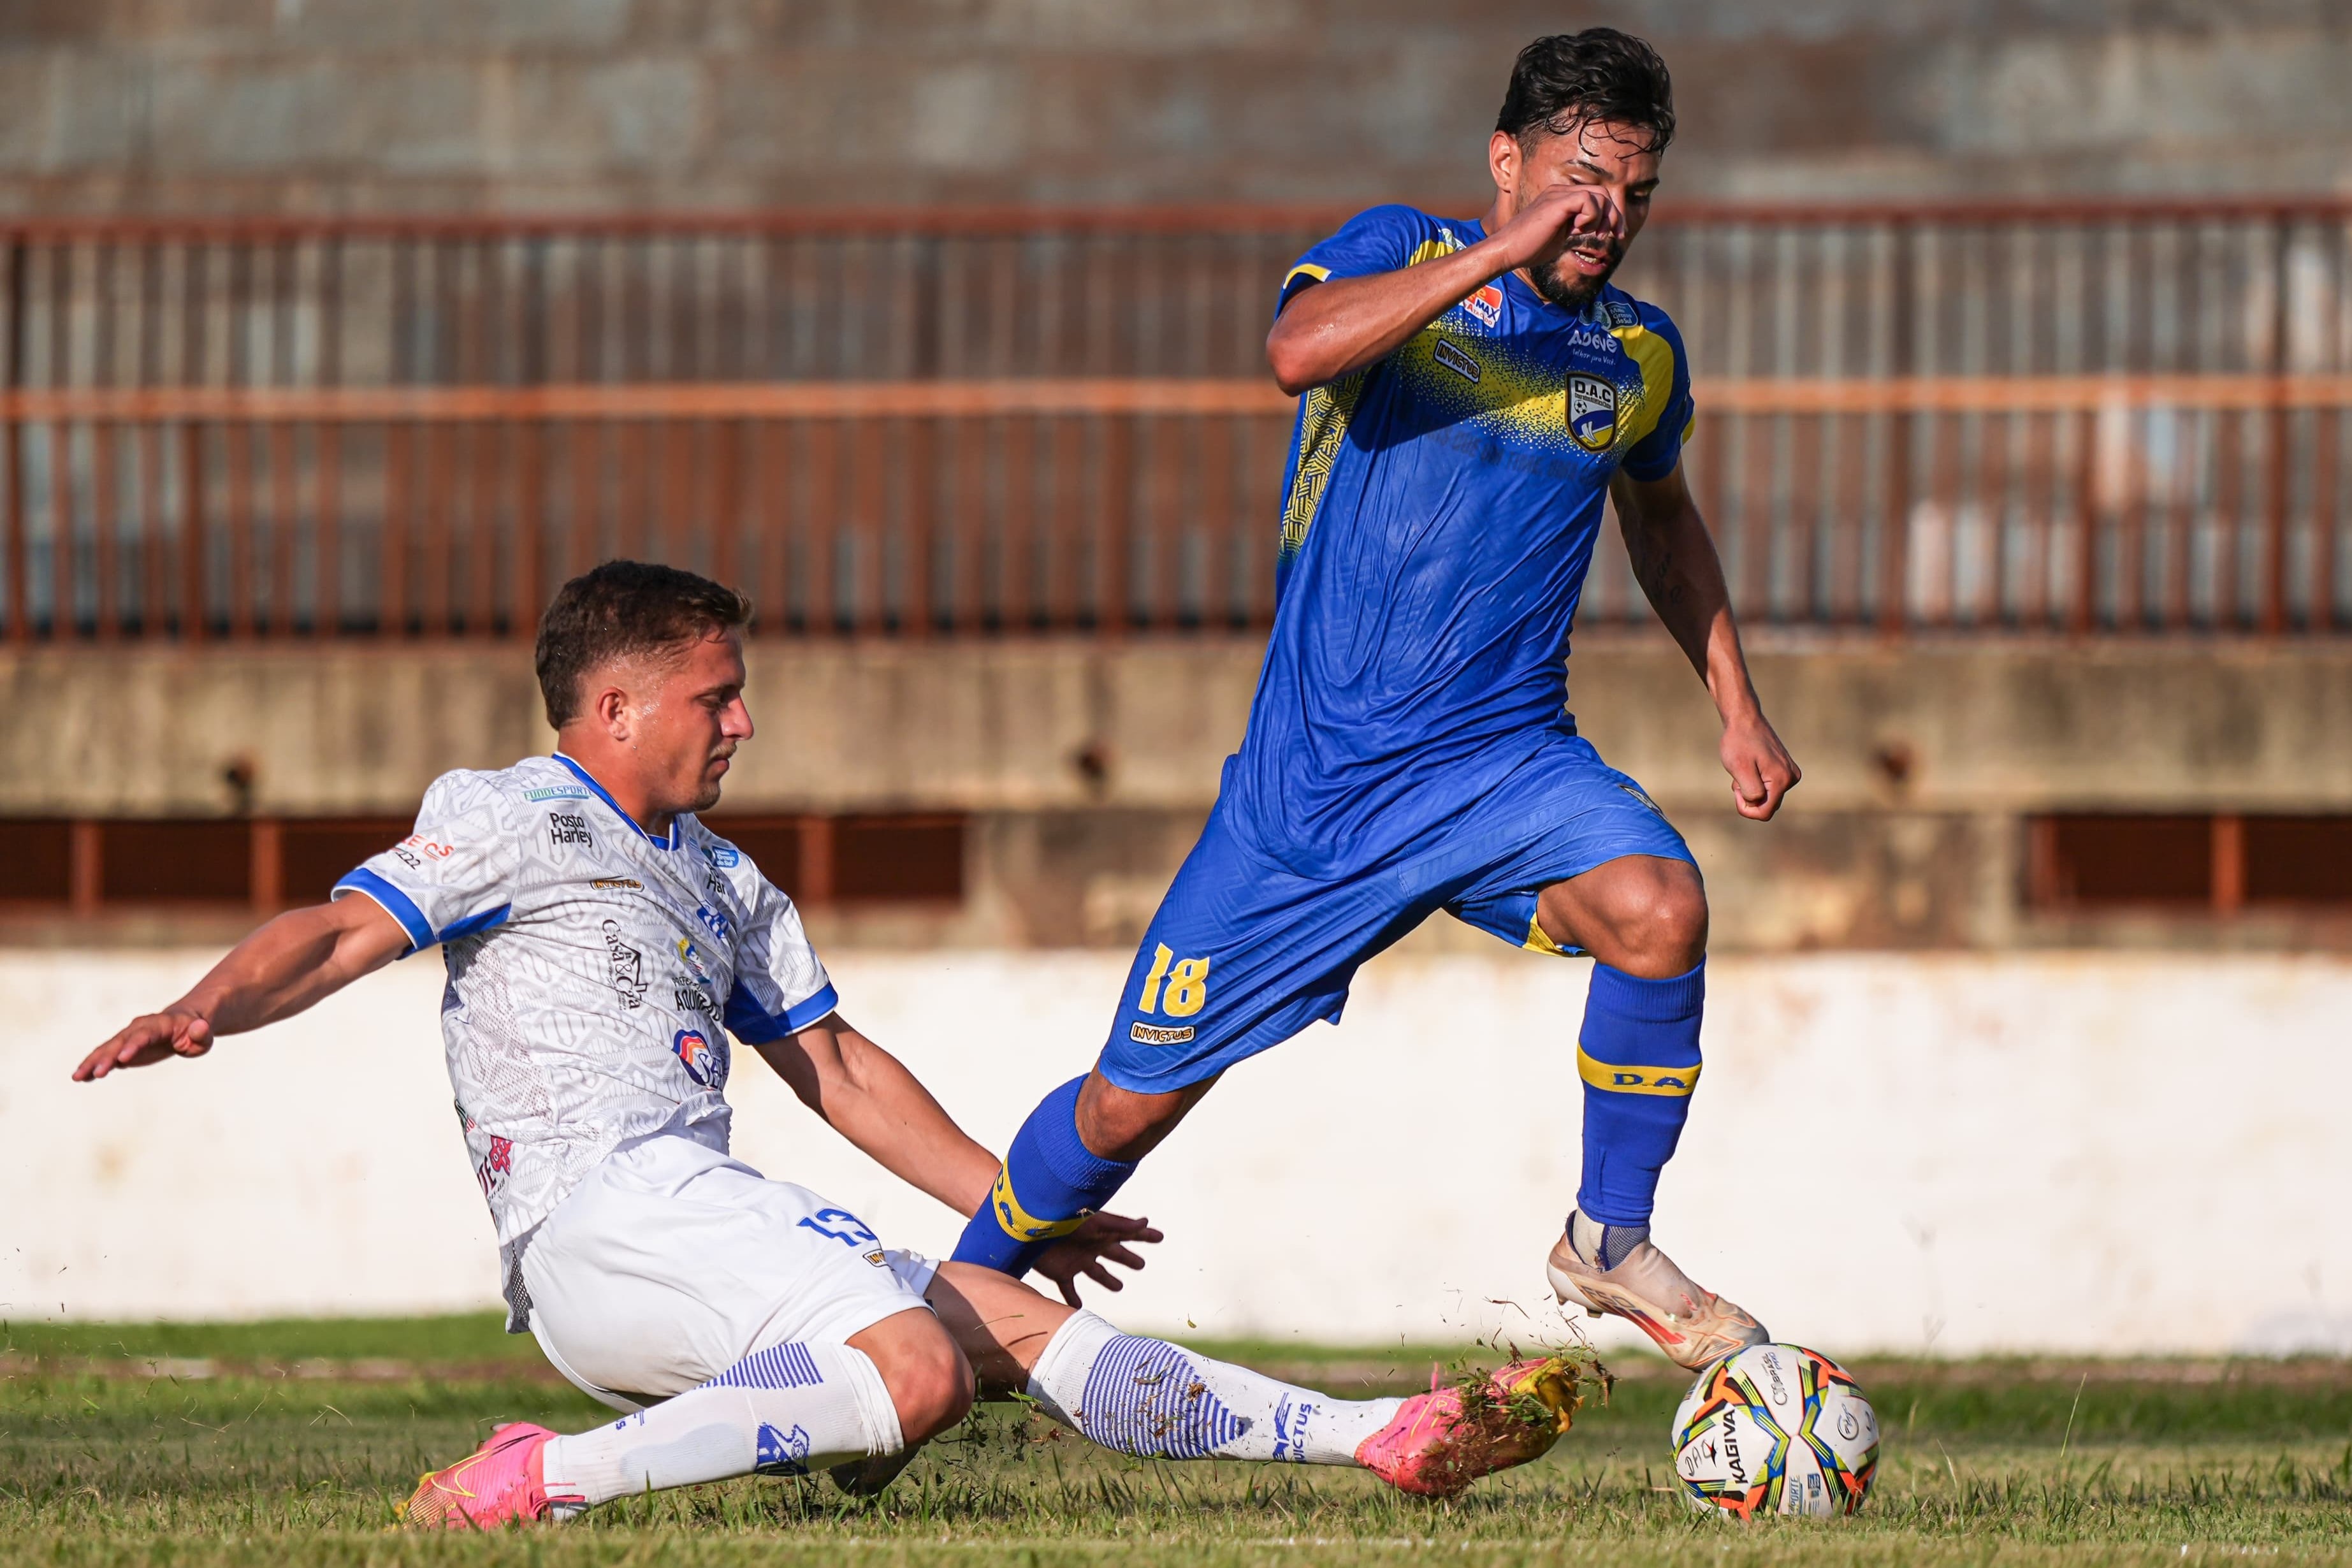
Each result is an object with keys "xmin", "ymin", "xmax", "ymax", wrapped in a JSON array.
[
  {"xmin": 987, "ymin": 1165, "xmax": 1091, "ymax": 1243},
  {"xmin": 1283, "ymin": 262, "xmax": 1333, "ymax": 291},
  {"xmin": 1607, "ymin": 319, "xmax": 1678, "ymax": 453},
  {"xmin": 1576, "ymin": 1047, "xmax": 1702, "ymax": 1098}
]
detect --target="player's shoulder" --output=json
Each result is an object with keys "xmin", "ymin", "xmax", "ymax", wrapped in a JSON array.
[
  {"xmin": 674, "ymin": 816, "xmax": 771, "ymax": 896},
  {"xmin": 422, "ymin": 756, "xmax": 585, "ymax": 813},
  {"xmin": 1598, "ymin": 284, "xmax": 1687, "ymax": 353}
]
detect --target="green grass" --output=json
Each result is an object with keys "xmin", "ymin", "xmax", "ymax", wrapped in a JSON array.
[{"xmin": 5, "ymin": 1317, "xmax": 2352, "ymax": 1566}]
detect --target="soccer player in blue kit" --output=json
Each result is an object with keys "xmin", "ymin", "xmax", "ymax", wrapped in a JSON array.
[{"xmin": 952, "ymin": 31, "xmax": 1802, "ymax": 1370}]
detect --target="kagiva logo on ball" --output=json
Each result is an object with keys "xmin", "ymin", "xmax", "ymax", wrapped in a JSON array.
[{"xmin": 1670, "ymin": 1343, "xmax": 1878, "ymax": 1519}]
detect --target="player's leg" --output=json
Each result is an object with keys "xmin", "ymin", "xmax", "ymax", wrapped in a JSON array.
[
  {"xmin": 950, "ymin": 808, "xmax": 1386, "ymax": 1277},
  {"xmin": 407, "ymin": 1143, "xmax": 964, "ymax": 1527},
  {"xmin": 921, "ymin": 1260, "xmax": 1581, "ymax": 1497},
  {"xmin": 1442, "ymin": 745, "xmax": 1765, "ymax": 1370}
]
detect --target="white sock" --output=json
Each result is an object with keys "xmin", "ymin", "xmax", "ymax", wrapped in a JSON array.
[
  {"xmin": 1026, "ymin": 1311, "xmax": 1401, "ymax": 1465},
  {"xmin": 541, "ymin": 1342, "xmax": 903, "ymax": 1507}
]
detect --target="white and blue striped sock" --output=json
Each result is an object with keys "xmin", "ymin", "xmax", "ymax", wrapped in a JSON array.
[
  {"xmin": 541, "ymin": 1341, "xmax": 903, "ymax": 1507},
  {"xmin": 1026, "ymin": 1311, "xmax": 1400, "ymax": 1465}
]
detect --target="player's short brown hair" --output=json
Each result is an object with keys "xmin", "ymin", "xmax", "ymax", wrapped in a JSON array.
[
  {"xmin": 1496, "ymin": 29, "xmax": 1676, "ymax": 157},
  {"xmin": 534, "ymin": 560, "xmax": 752, "ymax": 727}
]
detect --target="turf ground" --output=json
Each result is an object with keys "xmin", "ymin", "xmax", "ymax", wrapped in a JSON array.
[{"xmin": 5, "ymin": 1314, "xmax": 2349, "ymax": 1566}]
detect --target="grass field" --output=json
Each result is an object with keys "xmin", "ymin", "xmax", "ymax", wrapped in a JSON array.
[{"xmin": 6, "ymin": 1314, "xmax": 2350, "ymax": 1566}]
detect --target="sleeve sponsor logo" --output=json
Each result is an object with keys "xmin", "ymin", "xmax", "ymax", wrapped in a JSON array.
[
  {"xmin": 601, "ymin": 919, "xmax": 648, "ymax": 1008},
  {"xmin": 1129, "ymin": 1021, "xmax": 1196, "ymax": 1046},
  {"xmin": 672, "ymin": 1026, "xmax": 729, "ymax": 1089},
  {"xmin": 1433, "ymin": 337, "xmax": 1482, "ymax": 384},
  {"xmin": 523, "ymin": 785, "xmax": 595, "ymax": 802},
  {"xmin": 548, "ymin": 812, "xmax": 594, "ymax": 849},
  {"xmin": 395, "ymin": 833, "xmax": 454, "ymax": 870}
]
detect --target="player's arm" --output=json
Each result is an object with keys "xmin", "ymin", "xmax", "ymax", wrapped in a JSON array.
[
  {"xmin": 71, "ymin": 896, "xmax": 411, "ymax": 1081},
  {"xmin": 755, "ymin": 1013, "xmax": 1001, "ymax": 1215},
  {"xmin": 1610, "ymin": 462, "xmax": 1801, "ymax": 821},
  {"xmin": 1265, "ymin": 184, "xmax": 1622, "ymax": 394}
]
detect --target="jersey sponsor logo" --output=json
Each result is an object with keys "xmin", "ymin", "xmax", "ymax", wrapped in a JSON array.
[
  {"xmin": 1568, "ymin": 373, "xmax": 1619, "ymax": 452},
  {"xmin": 1462, "ymin": 283, "xmax": 1504, "ymax": 328},
  {"xmin": 1129, "ymin": 1020, "xmax": 1196, "ymax": 1046},
  {"xmin": 1433, "ymin": 338, "xmax": 1481, "ymax": 384},
  {"xmin": 523, "ymin": 784, "xmax": 594, "ymax": 802},
  {"xmin": 548, "ymin": 811, "xmax": 594, "ymax": 849},
  {"xmin": 672, "ymin": 1026, "xmax": 727, "ymax": 1088},
  {"xmin": 673, "ymin": 982, "xmax": 720, "ymax": 1018},
  {"xmin": 675, "ymin": 936, "xmax": 716, "ymax": 985},
  {"xmin": 704, "ymin": 843, "xmax": 740, "ymax": 868},
  {"xmin": 695, "ymin": 903, "xmax": 730, "ymax": 941},
  {"xmin": 601, "ymin": 919, "xmax": 648, "ymax": 1008},
  {"xmin": 474, "ymin": 1133, "xmax": 514, "ymax": 1197},
  {"xmin": 590, "ymin": 876, "xmax": 642, "ymax": 890}
]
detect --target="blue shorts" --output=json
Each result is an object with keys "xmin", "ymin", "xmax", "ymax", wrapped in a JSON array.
[{"xmin": 1098, "ymin": 735, "xmax": 1695, "ymax": 1094}]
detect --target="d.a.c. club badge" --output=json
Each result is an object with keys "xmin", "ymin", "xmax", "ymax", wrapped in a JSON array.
[{"xmin": 1568, "ymin": 373, "xmax": 1618, "ymax": 452}]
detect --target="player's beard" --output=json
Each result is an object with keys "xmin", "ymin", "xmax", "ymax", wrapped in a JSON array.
[{"xmin": 1526, "ymin": 239, "xmax": 1623, "ymax": 314}]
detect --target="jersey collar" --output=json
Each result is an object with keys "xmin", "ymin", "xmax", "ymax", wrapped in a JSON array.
[{"xmin": 550, "ymin": 752, "xmax": 679, "ymax": 851}]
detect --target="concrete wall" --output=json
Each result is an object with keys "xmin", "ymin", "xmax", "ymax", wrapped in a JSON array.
[
  {"xmin": 4, "ymin": 635, "xmax": 2348, "ymax": 952},
  {"xmin": 5, "ymin": 2, "xmax": 2351, "ymax": 214},
  {"xmin": 9, "ymin": 946, "xmax": 2350, "ymax": 1356}
]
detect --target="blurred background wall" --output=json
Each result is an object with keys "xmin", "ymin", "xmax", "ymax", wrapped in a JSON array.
[
  {"xmin": 4, "ymin": 1, "xmax": 2352, "ymax": 214},
  {"xmin": 2, "ymin": 2, "xmax": 2348, "ymax": 1344}
]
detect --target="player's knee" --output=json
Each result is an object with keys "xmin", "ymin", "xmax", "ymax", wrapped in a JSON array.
[
  {"xmin": 882, "ymin": 1333, "xmax": 975, "ymax": 1445},
  {"xmin": 1609, "ymin": 872, "xmax": 1708, "ymax": 977}
]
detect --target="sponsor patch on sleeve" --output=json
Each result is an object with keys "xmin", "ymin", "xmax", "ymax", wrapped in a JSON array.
[{"xmin": 1128, "ymin": 1021, "xmax": 1196, "ymax": 1046}]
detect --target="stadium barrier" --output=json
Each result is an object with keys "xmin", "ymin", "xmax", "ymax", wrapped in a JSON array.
[{"xmin": 3, "ymin": 200, "xmax": 2348, "ymax": 638}]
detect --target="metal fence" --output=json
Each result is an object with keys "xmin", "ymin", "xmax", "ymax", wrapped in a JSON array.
[{"xmin": 4, "ymin": 200, "xmax": 2349, "ymax": 640}]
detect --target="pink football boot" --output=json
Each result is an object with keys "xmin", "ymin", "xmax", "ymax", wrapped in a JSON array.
[
  {"xmin": 405, "ymin": 1421, "xmax": 581, "ymax": 1528},
  {"xmin": 1354, "ymin": 1356, "xmax": 1584, "ymax": 1499}
]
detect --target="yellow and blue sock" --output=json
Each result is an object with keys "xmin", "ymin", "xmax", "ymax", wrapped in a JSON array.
[
  {"xmin": 1574, "ymin": 960, "xmax": 1704, "ymax": 1249},
  {"xmin": 950, "ymin": 1075, "xmax": 1138, "ymax": 1275}
]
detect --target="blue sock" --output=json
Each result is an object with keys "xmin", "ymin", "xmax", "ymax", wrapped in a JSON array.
[
  {"xmin": 1576, "ymin": 961, "xmax": 1705, "ymax": 1230},
  {"xmin": 949, "ymin": 1075, "xmax": 1138, "ymax": 1275}
]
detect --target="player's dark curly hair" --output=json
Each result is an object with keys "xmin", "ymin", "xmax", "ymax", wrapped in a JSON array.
[
  {"xmin": 1495, "ymin": 29, "xmax": 1675, "ymax": 157},
  {"xmin": 535, "ymin": 560, "xmax": 752, "ymax": 727}
]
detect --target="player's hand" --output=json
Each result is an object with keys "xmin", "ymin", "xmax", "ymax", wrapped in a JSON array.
[
  {"xmin": 1721, "ymin": 710, "xmax": 1800, "ymax": 822},
  {"xmin": 1488, "ymin": 182, "xmax": 1625, "ymax": 275},
  {"xmin": 1031, "ymin": 1211, "xmax": 1163, "ymax": 1307},
  {"xmin": 73, "ymin": 1010, "xmax": 214, "ymax": 1081}
]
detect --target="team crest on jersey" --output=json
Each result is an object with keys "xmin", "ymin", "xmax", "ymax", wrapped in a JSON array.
[
  {"xmin": 1462, "ymin": 283, "xmax": 1503, "ymax": 329},
  {"xmin": 1568, "ymin": 373, "xmax": 1619, "ymax": 453},
  {"xmin": 673, "ymin": 1027, "xmax": 727, "ymax": 1089}
]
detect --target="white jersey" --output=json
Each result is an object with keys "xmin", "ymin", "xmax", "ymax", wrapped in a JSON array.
[{"xmin": 333, "ymin": 753, "xmax": 836, "ymax": 1327}]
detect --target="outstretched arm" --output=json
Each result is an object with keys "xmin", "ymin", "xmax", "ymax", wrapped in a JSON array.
[
  {"xmin": 1265, "ymin": 184, "xmax": 1622, "ymax": 394},
  {"xmin": 757, "ymin": 1015, "xmax": 1160, "ymax": 1303},
  {"xmin": 1610, "ymin": 463, "xmax": 1801, "ymax": 821},
  {"xmin": 73, "ymin": 896, "xmax": 412, "ymax": 1080}
]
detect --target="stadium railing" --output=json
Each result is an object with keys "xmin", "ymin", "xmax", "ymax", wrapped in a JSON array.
[{"xmin": 1, "ymin": 200, "xmax": 2347, "ymax": 640}]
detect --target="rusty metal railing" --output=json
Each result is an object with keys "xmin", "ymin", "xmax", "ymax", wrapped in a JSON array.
[{"xmin": 3, "ymin": 200, "xmax": 2348, "ymax": 639}]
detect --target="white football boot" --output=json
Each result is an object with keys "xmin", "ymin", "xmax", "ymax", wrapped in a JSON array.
[{"xmin": 1546, "ymin": 1212, "xmax": 1769, "ymax": 1372}]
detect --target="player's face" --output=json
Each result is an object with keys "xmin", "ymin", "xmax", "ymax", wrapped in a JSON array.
[
  {"xmin": 1495, "ymin": 119, "xmax": 1660, "ymax": 312},
  {"xmin": 634, "ymin": 630, "xmax": 753, "ymax": 816}
]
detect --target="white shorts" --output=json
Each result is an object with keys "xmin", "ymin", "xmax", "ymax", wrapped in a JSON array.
[{"xmin": 521, "ymin": 1133, "xmax": 938, "ymax": 1411}]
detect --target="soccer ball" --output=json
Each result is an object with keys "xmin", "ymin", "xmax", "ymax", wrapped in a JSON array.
[{"xmin": 1669, "ymin": 1343, "xmax": 1879, "ymax": 1518}]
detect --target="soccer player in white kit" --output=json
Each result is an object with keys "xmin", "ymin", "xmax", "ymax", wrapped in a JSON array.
[{"xmin": 73, "ymin": 562, "xmax": 1582, "ymax": 1525}]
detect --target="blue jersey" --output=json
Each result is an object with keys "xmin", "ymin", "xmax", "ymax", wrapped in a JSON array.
[{"xmin": 1226, "ymin": 204, "xmax": 1695, "ymax": 876}]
